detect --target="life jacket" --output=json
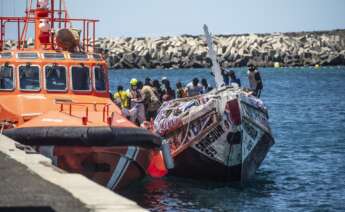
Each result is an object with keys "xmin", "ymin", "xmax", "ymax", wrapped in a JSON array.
[{"xmin": 114, "ymin": 90, "xmax": 129, "ymax": 109}]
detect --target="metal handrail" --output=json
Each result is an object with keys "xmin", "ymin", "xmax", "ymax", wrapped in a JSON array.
[{"xmin": 54, "ymin": 99, "xmax": 111, "ymax": 125}]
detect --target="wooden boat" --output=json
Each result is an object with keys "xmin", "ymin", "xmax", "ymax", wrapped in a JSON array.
[
  {"xmin": 0, "ymin": 0, "xmax": 164, "ymax": 190},
  {"xmin": 154, "ymin": 87, "xmax": 274, "ymax": 182},
  {"xmin": 152, "ymin": 25, "xmax": 274, "ymax": 183}
]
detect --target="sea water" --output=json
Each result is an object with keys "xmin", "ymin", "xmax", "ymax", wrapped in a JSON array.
[{"xmin": 109, "ymin": 67, "xmax": 345, "ymax": 211}]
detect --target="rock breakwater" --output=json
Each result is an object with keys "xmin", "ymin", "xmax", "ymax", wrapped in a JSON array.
[
  {"xmin": 97, "ymin": 30, "xmax": 345, "ymax": 69},
  {"xmin": 4, "ymin": 30, "xmax": 345, "ymax": 68}
]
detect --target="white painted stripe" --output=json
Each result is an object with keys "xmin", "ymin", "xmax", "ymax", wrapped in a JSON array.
[
  {"xmin": 21, "ymin": 112, "xmax": 42, "ymax": 117},
  {"xmin": 111, "ymin": 146, "xmax": 139, "ymax": 190},
  {"xmin": 106, "ymin": 146, "xmax": 138, "ymax": 190},
  {"xmin": 18, "ymin": 94, "xmax": 46, "ymax": 100}
]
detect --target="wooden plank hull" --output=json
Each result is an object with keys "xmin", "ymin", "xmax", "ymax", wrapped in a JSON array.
[
  {"xmin": 170, "ymin": 131, "xmax": 273, "ymax": 182},
  {"xmin": 154, "ymin": 87, "xmax": 275, "ymax": 182}
]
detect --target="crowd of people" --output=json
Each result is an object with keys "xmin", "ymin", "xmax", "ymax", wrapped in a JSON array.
[
  {"xmin": 111, "ymin": 64, "xmax": 263, "ymax": 125},
  {"xmin": 112, "ymin": 76, "xmax": 214, "ymax": 125}
]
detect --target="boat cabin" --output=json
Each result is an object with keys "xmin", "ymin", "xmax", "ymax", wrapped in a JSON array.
[{"xmin": 0, "ymin": 50, "xmax": 109, "ymax": 97}]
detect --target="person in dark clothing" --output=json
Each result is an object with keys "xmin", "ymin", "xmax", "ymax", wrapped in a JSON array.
[
  {"xmin": 162, "ymin": 79, "xmax": 175, "ymax": 101},
  {"xmin": 144, "ymin": 77, "xmax": 152, "ymax": 86},
  {"xmin": 187, "ymin": 78, "xmax": 203, "ymax": 96},
  {"xmin": 201, "ymin": 78, "xmax": 213, "ymax": 93},
  {"xmin": 221, "ymin": 68, "xmax": 231, "ymax": 86},
  {"xmin": 247, "ymin": 64, "xmax": 263, "ymax": 98},
  {"xmin": 220, "ymin": 68, "xmax": 241, "ymax": 87},
  {"xmin": 228, "ymin": 70, "xmax": 241, "ymax": 87},
  {"xmin": 137, "ymin": 80, "xmax": 143, "ymax": 90},
  {"xmin": 152, "ymin": 79, "xmax": 163, "ymax": 101}
]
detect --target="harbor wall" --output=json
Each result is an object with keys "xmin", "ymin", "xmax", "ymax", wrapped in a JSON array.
[{"xmin": 4, "ymin": 29, "xmax": 345, "ymax": 68}]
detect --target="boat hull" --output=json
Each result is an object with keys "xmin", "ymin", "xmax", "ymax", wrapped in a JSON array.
[
  {"xmin": 4, "ymin": 126, "xmax": 161, "ymax": 191},
  {"xmin": 37, "ymin": 145, "xmax": 152, "ymax": 190},
  {"xmin": 154, "ymin": 87, "xmax": 275, "ymax": 182},
  {"xmin": 170, "ymin": 131, "xmax": 274, "ymax": 182}
]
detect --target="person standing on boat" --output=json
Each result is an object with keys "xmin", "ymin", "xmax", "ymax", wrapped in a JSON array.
[
  {"xmin": 176, "ymin": 81, "xmax": 187, "ymax": 98},
  {"xmin": 247, "ymin": 64, "xmax": 263, "ymax": 97},
  {"xmin": 141, "ymin": 77, "xmax": 161, "ymax": 121},
  {"xmin": 229, "ymin": 70, "xmax": 241, "ymax": 87},
  {"xmin": 152, "ymin": 79, "xmax": 163, "ymax": 102},
  {"xmin": 221, "ymin": 68, "xmax": 241, "ymax": 87},
  {"xmin": 114, "ymin": 85, "xmax": 129, "ymax": 109},
  {"xmin": 127, "ymin": 78, "xmax": 146, "ymax": 125},
  {"xmin": 186, "ymin": 78, "xmax": 203, "ymax": 97},
  {"xmin": 201, "ymin": 78, "xmax": 213, "ymax": 93},
  {"xmin": 114, "ymin": 85, "xmax": 130, "ymax": 119},
  {"xmin": 162, "ymin": 79, "xmax": 176, "ymax": 101}
]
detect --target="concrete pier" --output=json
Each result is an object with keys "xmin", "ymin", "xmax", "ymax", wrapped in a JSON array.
[{"xmin": 0, "ymin": 134, "xmax": 147, "ymax": 212}]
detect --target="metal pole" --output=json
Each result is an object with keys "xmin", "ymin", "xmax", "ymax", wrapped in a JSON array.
[
  {"xmin": 82, "ymin": 20, "xmax": 85, "ymax": 51},
  {"xmin": 93, "ymin": 21, "xmax": 95, "ymax": 51},
  {"xmin": 17, "ymin": 21, "xmax": 20, "ymax": 49},
  {"xmin": 50, "ymin": 0, "xmax": 55, "ymax": 49},
  {"xmin": 58, "ymin": 0, "xmax": 62, "ymax": 28},
  {"xmin": 86, "ymin": 21, "xmax": 89, "ymax": 52},
  {"xmin": 0, "ymin": 20, "xmax": 3, "ymax": 51}
]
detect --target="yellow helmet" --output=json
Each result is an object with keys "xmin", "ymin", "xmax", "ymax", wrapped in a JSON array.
[{"xmin": 130, "ymin": 78, "xmax": 138, "ymax": 86}]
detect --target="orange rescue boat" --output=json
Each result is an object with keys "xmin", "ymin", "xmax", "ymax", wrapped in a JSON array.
[{"xmin": 0, "ymin": 0, "xmax": 167, "ymax": 190}]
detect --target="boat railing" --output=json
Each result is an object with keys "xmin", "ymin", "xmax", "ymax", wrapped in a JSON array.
[
  {"xmin": 55, "ymin": 99, "xmax": 112, "ymax": 125},
  {"xmin": 0, "ymin": 0, "xmax": 99, "ymax": 52}
]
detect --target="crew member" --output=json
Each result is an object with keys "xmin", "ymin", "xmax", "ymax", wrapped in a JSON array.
[
  {"xmin": 127, "ymin": 78, "xmax": 145, "ymax": 125},
  {"xmin": 114, "ymin": 85, "xmax": 129, "ymax": 109}
]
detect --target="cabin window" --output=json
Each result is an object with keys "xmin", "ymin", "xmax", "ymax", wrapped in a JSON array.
[
  {"xmin": 71, "ymin": 66, "xmax": 90, "ymax": 91},
  {"xmin": 94, "ymin": 66, "xmax": 106, "ymax": 91},
  {"xmin": 92, "ymin": 54, "xmax": 102, "ymax": 61},
  {"xmin": 45, "ymin": 65, "xmax": 67, "ymax": 91},
  {"xmin": 19, "ymin": 65, "xmax": 40, "ymax": 91},
  {"xmin": 43, "ymin": 53, "xmax": 65, "ymax": 60},
  {"xmin": 17, "ymin": 52, "xmax": 39, "ymax": 59},
  {"xmin": 0, "ymin": 64, "xmax": 14, "ymax": 90},
  {"xmin": 0, "ymin": 52, "xmax": 12, "ymax": 59},
  {"xmin": 70, "ymin": 53, "xmax": 88, "ymax": 61}
]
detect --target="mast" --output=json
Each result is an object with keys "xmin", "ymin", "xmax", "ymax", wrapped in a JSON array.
[{"xmin": 203, "ymin": 24, "xmax": 224, "ymax": 89}]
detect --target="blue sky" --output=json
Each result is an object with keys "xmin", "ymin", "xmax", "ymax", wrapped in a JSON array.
[{"xmin": 1, "ymin": 0, "xmax": 345, "ymax": 38}]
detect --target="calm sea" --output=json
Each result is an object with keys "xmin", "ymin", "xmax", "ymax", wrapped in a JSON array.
[{"xmin": 109, "ymin": 67, "xmax": 345, "ymax": 212}]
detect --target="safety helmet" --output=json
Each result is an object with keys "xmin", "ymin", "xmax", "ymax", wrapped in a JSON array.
[{"xmin": 130, "ymin": 78, "xmax": 138, "ymax": 86}]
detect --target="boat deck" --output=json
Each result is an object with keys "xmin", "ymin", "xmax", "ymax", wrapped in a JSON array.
[{"xmin": 0, "ymin": 135, "xmax": 146, "ymax": 212}]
